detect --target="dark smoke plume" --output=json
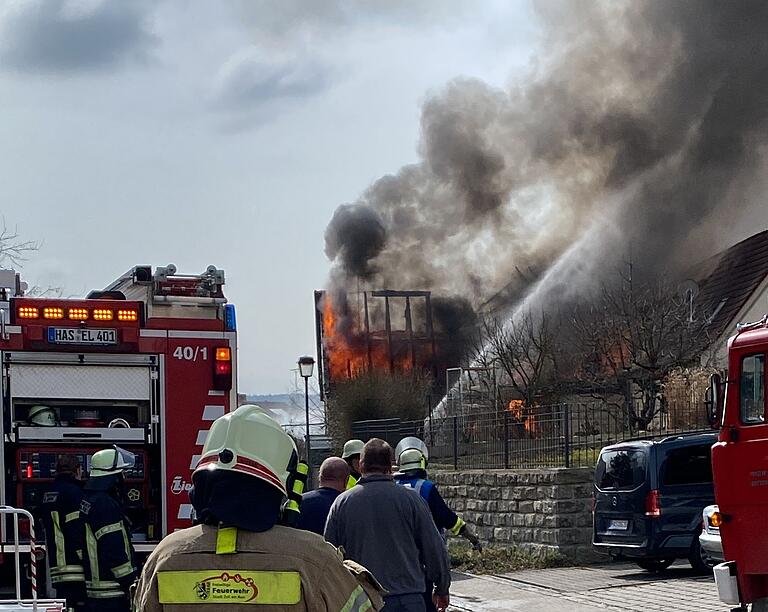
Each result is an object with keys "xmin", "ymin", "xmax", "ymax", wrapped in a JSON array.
[{"xmin": 325, "ymin": 0, "xmax": 768, "ymax": 325}]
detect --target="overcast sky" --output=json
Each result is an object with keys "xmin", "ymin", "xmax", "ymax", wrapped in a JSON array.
[{"xmin": 0, "ymin": 0, "xmax": 539, "ymax": 394}]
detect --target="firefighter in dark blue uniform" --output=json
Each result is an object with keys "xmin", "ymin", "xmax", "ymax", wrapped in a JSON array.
[
  {"xmin": 40, "ymin": 454, "xmax": 86, "ymax": 612},
  {"xmin": 394, "ymin": 437, "xmax": 482, "ymax": 612},
  {"xmin": 79, "ymin": 446, "xmax": 137, "ymax": 612}
]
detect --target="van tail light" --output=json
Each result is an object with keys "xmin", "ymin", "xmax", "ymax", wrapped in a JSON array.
[
  {"xmin": 709, "ymin": 511, "xmax": 724, "ymax": 528},
  {"xmin": 213, "ymin": 346, "xmax": 232, "ymax": 391},
  {"xmin": 645, "ymin": 489, "xmax": 661, "ymax": 518}
]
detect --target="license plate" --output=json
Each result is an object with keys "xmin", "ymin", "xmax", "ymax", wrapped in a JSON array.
[
  {"xmin": 608, "ymin": 519, "xmax": 629, "ymax": 531},
  {"xmin": 48, "ymin": 327, "xmax": 117, "ymax": 345}
]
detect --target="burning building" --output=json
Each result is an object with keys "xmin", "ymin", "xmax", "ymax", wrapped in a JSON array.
[
  {"xmin": 320, "ymin": 2, "xmax": 768, "ymax": 415},
  {"xmin": 314, "ymin": 288, "xmax": 475, "ymax": 401}
]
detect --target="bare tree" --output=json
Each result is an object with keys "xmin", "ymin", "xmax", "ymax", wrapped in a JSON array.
[
  {"xmin": 0, "ymin": 220, "xmax": 65, "ymax": 297},
  {"xmin": 569, "ymin": 270, "xmax": 712, "ymax": 430},
  {"xmin": 479, "ymin": 310, "xmax": 558, "ymax": 407},
  {"xmin": 0, "ymin": 219, "xmax": 39, "ymax": 269}
]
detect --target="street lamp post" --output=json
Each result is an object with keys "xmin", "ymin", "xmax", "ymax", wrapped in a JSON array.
[{"xmin": 298, "ymin": 356, "xmax": 315, "ymax": 466}]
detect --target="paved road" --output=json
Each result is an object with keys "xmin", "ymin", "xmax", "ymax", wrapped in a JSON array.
[{"xmin": 449, "ymin": 562, "xmax": 725, "ymax": 611}]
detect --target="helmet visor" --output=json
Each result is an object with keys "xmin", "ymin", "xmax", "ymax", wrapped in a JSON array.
[
  {"xmin": 111, "ymin": 446, "xmax": 136, "ymax": 471},
  {"xmin": 395, "ymin": 437, "xmax": 429, "ymax": 461}
]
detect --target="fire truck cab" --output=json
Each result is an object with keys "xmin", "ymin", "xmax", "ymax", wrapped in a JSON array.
[
  {"xmin": 710, "ymin": 316, "xmax": 768, "ymax": 611},
  {"xmin": 0, "ymin": 264, "xmax": 237, "ymax": 568}
]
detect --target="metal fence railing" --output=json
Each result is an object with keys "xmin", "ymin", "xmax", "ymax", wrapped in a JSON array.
[{"xmin": 352, "ymin": 401, "xmax": 712, "ymax": 470}]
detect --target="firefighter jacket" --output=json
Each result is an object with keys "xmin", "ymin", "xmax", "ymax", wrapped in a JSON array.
[
  {"xmin": 133, "ymin": 523, "xmax": 385, "ymax": 611},
  {"xmin": 345, "ymin": 474, "xmax": 360, "ymax": 490},
  {"xmin": 80, "ymin": 488, "xmax": 137, "ymax": 602},
  {"xmin": 393, "ymin": 474, "xmax": 466, "ymax": 536},
  {"xmin": 40, "ymin": 474, "xmax": 85, "ymax": 586}
]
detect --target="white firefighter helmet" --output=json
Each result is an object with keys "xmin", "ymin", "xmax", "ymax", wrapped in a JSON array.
[
  {"xmin": 342, "ymin": 439, "xmax": 365, "ymax": 460},
  {"xmin": 192, "ymin": 404, "xmax": 296, "ymax": 496},
  {"xmin": 395, "ymin": 436, "xmax": 429, "ymax": 466},
  {"xmin": 90, "ymin": 446, "xmax": 136, "ymax": 477},
  {"xmin": 29, "ymin": 405, "xmax": 58, "ymax": 427},
  {"xmin": 398, "ymin": 447, "xmax": 428, "ymax": 471}
]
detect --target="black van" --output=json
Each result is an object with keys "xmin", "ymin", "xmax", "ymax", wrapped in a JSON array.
[{"xmin": 592, "ymin": 432, "xmax": 717, "ymax": 572}]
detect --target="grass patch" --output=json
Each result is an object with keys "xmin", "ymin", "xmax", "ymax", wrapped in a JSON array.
[{"xmin": 449, "ymin": 540, "xmax": 569, "ymax": 575}]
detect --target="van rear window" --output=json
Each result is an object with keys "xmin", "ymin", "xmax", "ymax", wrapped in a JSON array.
[
  {"xmin": 661, "ymin": 444, "xmax": 713, "ymax": 486},
  {"xmin": 595, "ymin": 449, "xmax": 647, "ymax": 490}
]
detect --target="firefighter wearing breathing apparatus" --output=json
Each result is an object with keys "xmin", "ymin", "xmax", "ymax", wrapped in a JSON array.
[
  {"xmin": 80, "ymin": 446, "xmax": 138, "ymax": 612},
  {"xmin": 133, "ymin": 404, "xmax": 384, "ymax": 611},
  {"xmin": 341, "ymin": 439, "xmax": 364, "ymax": 489},
  {"xmin": 394, "ymin": 437, "xmax": 482, "ymax": 548}
]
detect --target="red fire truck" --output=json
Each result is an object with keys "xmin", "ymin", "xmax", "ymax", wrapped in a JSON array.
[
  {"xmin": 709, "ymin": 315, "xmax": 768, "ymax": 611},
  {"xmin": 0, "ymin": 264, "xmax": 237, "ymax": 565}
]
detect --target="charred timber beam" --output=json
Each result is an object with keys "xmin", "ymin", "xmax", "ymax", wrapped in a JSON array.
[{"xmin": 370, "ymin": 290, "xmax": 431, "ymax": 298}]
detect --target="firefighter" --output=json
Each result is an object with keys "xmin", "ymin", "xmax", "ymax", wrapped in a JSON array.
[
  {"xmin": 40, "ymin": 454, "xmax": 86, "ymax": 612},
  {"xmin": 341, "ymin": 439, "xmax": 364, "ymax": 489},
  {"xmin": 393, "ymin": 437, "xmax": 481, "ymax": 549},
  {"xmin": 80, "ymin": 446, "xmax": 138, "ymax": 612},
  {"xmin": 133, "ymin": 405, "xmax": 383, "ymax": 611},
  {"xmin": 394, "ymin": 437, "xmax": 482, "ymax": 612}
]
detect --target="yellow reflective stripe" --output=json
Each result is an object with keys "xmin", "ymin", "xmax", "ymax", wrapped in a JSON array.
[
  {"xmin": 112, "ymin": 560, "xmax": 135, "ymax": 579},
  {"xmin": 64, "ymin": 511, "xmax": 80, "ymax": 523},
  {"xmin": 94, "ymin": 522, "xmax": 123, "ymax": 540},
  {"xmin": 85, "ymin": 525, "xmax": 100, "ymax": 590},
  {"xmin": 450, "ymin": 517, "xmax": 466, "ymax": 536},
  {"xmin": 51, "ymin": 564, "xmax": 84, "ymax": 575},
  {"xmin": 297, "ymin": 462, "xmax": 309, "ymax": 476},
  {"xmin": 51, "ymin": 511, "xmax": 66, "ymax": 568},
  {"xmin": 292, "ymin": 480, "xmax": 304, "ymax": 495},
  {"xmin": 52, "ymin": 573, "xmax": 85, "ymax": 584},
  {"xmin": 87, "ymin": 590, "xmax": 125, "ymax": 598},
  {"xmin": 340, "ymin": 585, "xmax": 372, "ymax": 612},
  {"xmin": 285, "ymin": 500, "xmax": 299, "ymax": 512},
  {"xmin": 346, "ymin": 475, "xmax": 358, "ymax": 490},
  {"xmin": 51, "ymin": 563, "xmax": 85, "ymax": 584},
  {"xmin": 216, "ymin": 527, "xmax": 238, "ymax": 555},
  {"xmin": 157, "ymin": 570, "xmax": 301, "ymax": 605},
  {"xmin": 119, "ymin": 522, "xmax": 133, "ymax": 572},
  {"xmin": 86, "ymin": 580, "xmax": 121, "ymax": 590},
  {"xmin": 86, "ymin": 579, "xmax": 123, "ymax": 598}
]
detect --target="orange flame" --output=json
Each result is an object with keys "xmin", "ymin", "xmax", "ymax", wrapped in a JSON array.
[
  {"xmin": 321, "ymin": 292, "xmax": 421, "ymax": 383},
  {"xmin": 507, "ymin": 399, "xmax": 537, "ymax": 434}
]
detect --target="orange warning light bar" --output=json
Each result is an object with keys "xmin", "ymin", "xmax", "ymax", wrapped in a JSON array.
[{"xmin": 17, "ymin": 307, "xmax": 39, "ymax": 319}]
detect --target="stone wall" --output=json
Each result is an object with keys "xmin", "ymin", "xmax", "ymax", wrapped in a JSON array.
[{"xmin": 433, "ymin": 468, "xmax": 597, "ymax": 561}]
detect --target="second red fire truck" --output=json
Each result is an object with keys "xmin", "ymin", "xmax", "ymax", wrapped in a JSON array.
[
  {"xmin": 0, "ymin": 264, "xmax": 238, "ymax": 567},
  {"xmin": 709, "ymin": 315, "xmax": 768, "ymax": 611}
]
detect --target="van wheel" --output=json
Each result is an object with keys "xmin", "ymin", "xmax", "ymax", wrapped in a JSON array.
[
  {"xmin": 636, "ymin": 559, "xmax": 674, "ymax": 572},
  {"xmin": 688, "ymin": 538, "xmax": 714, "ymax": 574}
]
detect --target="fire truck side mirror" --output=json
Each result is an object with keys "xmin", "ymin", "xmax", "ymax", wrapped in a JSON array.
[{"xmin": 706, "ymin": 372, "xmax": 723, "ymax": 429}]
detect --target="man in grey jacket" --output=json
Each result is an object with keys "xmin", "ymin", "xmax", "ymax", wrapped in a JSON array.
[{"xmin": 325, "ymin": 438, "xmax": 451, "ymax": 612}]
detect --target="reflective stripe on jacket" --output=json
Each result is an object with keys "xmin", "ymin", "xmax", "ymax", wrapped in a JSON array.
[
  {"xmin": 80, "ymin": 489, "xmax": 137, "ymax": 600},
  {"xmin": 133, "ymin": 523, "xmax": 384, "ymax": 611},
  {"xmin": 40, "ymin": 475, "xmax": 85, "ymax": 585},
  {"xmin": 394, "ymin": 475, "xmax": 465, "ymax": 536}
]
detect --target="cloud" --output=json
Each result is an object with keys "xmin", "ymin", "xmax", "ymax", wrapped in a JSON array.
[
  {"xmin": 210, "ymin": 0, "xmax": 477, "ymax": 122},
  {"xmin": 233, "ymin": 0, "xmax": 475, "ymax": 46},
  {"xmin": 212, "ymin": 47, "xmax": 333, "ymax": 111},
  {"xmin": 0, "ymin": 0, "xmax": 157, "ymax": 73}
]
